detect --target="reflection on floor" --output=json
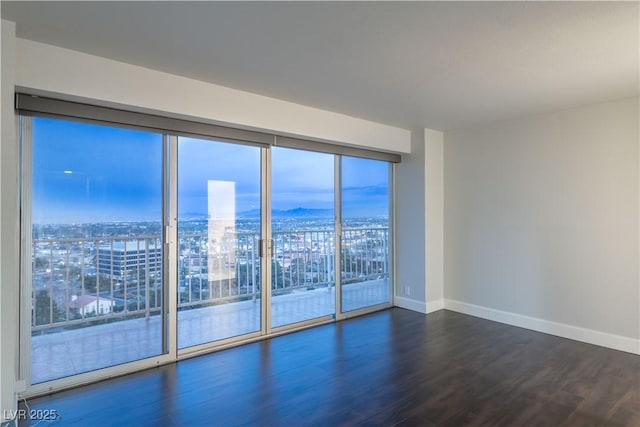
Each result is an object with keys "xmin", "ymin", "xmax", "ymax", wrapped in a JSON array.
[{"xmin": 31, "ymin": 279, "xmax": 389, "ymax": 384}]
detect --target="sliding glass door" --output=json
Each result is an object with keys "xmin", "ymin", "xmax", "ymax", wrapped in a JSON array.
[
  {"xmin": 177, "ymin": 137, "xmax": 262, "ymax": 348},
  {"xmin": 27, "ymin": 117, "xmax": 166, "ymax": 384},
  {"xmin": 340, "ymin": 157, "xmax": 391, "ymax": 313},
  {"xmin": 270, "ymin": 147, "xmax": 336, "ymax": 328}
]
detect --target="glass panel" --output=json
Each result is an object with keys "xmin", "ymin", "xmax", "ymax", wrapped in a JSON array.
[
  {"xmin": 271, "ymin": 147, "xmax": 335, "ymax": 328},
  {"xmin": 177, "ymin": 137, "xmax": 261, "ymax": 348},
  {"xmin": 341, "ymin": 157, "xmax": 390, "ymax": 312},
  {"xmin": 29, "ymin": 117, "xmax": 164, "ymax": 384}
]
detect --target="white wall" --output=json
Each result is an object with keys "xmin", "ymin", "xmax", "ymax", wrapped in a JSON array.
[
  {"xmin": 444, "ymin": 97, "xmax": 640, "ymax": 353},
  {"xmin": 1, "ymin": 19, "xmax": 18, "ymax": 422},
  {"xmin": 15, "ymin": 39, "xmax": 410, "ymax": 154},
  {"xmin": 425, "ymin": 129, "xmax": 444, "ymax": 306},
  {"xmin": 394, "ymin": 128, "xmax": 444, "ymax": 314},
  {"xmin": 395, "ymin": 129, "xmax": 427, "ymax": 311}
]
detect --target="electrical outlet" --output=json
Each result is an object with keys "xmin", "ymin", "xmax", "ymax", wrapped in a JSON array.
[{"xmin": 404, "ymin": 286, "xmax": 411, "ymax": 297}]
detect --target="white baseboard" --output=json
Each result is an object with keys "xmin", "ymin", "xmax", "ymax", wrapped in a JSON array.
[
  {"xmin": 394, "ymin": 296, "xmax": 426, "ymax": 313},
  {"xmin": 394, "ymin": 297, "xmax": 443, "ymax": 314},
  {"xmin": 425, "ymin": 298, "xmax": 444, "ymax": 314},
  {"xmin": 444, "ymin": 299, "xmax": 640, "ymax": 355}
]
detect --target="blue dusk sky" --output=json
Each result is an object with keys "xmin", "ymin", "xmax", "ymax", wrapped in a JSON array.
[{"xmin": 32, "ymin": 117, "xmax": 389, "ymax": 224}]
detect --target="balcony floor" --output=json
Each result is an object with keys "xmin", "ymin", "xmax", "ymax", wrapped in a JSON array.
[{"xmin": 31, "ymin": 279, "xmax": 389, "ymax": 384}]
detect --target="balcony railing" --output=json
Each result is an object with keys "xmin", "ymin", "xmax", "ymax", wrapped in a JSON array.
[{"xmin": 31, "ymin": 227, "xmax": 389, "ymax": 333}]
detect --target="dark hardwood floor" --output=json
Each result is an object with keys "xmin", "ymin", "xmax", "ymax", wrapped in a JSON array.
[{"xmin": 18, "ymin": 308, "xmax": 640, "ymax": 426}]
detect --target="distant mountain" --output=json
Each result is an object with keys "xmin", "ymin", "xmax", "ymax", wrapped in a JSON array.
[
  {"xmin": 180, "ymin": 212, "xmax": 209, "ymax": 219},
  {"xmin": 179, "ymin": 207, "xmax": 334, "ymax": 220},
  {"xmin": 275, "ymin": 207, "xmax": 333, "ymax": 218},
  {"xmin": 236, "ymin": 209, "xmax": 261, "ymax": 218},
  {"xmin": 239, "ymin": 207, "xmax": 333, "ymax": 219},
  {"xmin": 179, "ymin": 206, "xmax": 392, "ymax": 220}
]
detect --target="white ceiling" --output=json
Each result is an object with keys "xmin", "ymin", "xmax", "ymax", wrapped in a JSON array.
[{"xmin": 2, "ymin": 1, "xmax": 638, "ymax": 131}]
